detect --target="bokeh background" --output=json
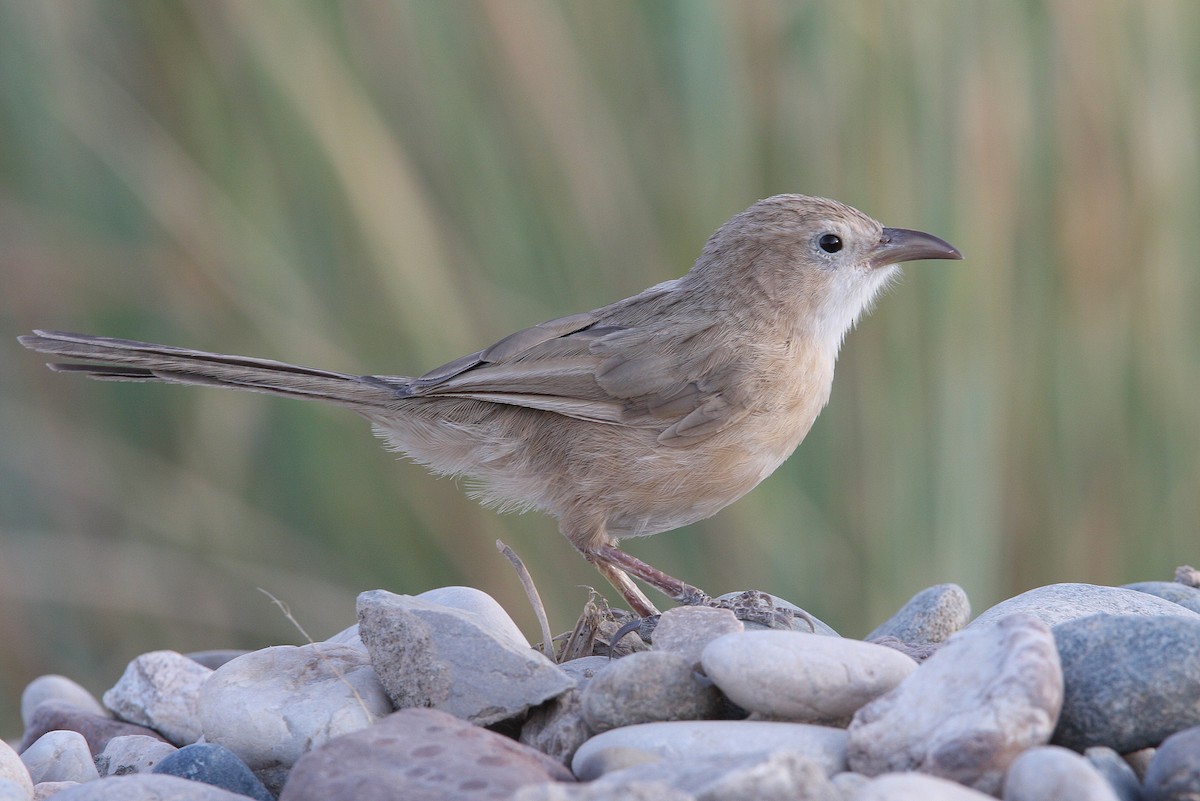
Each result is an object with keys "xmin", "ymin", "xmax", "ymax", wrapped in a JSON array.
[{"xmin": 2, "ymin": 1, "xmax": 1198, "ymax": 731}]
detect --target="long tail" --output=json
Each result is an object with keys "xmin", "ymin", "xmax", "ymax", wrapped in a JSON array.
[{"xmin": 18, "ymin": 330, "xmax": 403, "ymax": 410}]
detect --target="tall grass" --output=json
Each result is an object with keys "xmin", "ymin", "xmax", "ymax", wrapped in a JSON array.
[{"xmin": 1, "ymin": 1, "xmax": 1198, "ymax": 728}]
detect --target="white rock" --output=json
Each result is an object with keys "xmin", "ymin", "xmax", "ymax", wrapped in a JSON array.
[
  {"xmin": 33, "ymin": 782, "xmax": 79, "ymax": 800},
  {"xmin": 94, "ymin": 735, "xmax": 177, "ymax": 776},
  {"xmin": 702, "ymin": 630, "xmax": 917, "ymax": 725},
  {"xmin": 856, "ymin": 772, "xmax": 996, "ymax": 799},
  {"xmin": 595, "ymin": 749, "xmax": 838, "ymax": 801},
  {"xmin": 0, "ymin": 741, "xmax": 32, "ymax": 799},
  {"xmin": 44, "ymin": 774, "xmax": 258, "ymax": 800},
  {"xmin": 417, "ymin": 585, "xmax": 530, "ymax": 650},
  {"xmin": 572, "ymin": 720, "xmax": 847, "ymax": 781},
  {"xmin": 0, "ymin": 779, "xmax": 29, "ymax": 801},
  {"xmin": 847, "ymin": 613, "xmax": 1063, "ymax": 795},
  {"xmin": 19, "ymin": 731, "xmax": 98, "ymax": 785},
  {"xmin": 1003, "ymin": 746, "xmax": 1120, "ymax": 801},
  {"xmin": 198, "ymin": 642, "xmax": 393, "ymax": 771},
  {"xmin": 102, "ymin": 650, "xmax": 211, "ymax": 745},
  {"xmin": 21, "ymin": 677, "xmax": 106, "ymax": 728},
  {"xmin": 970, "ymin": 583, "xmax": 1200, "ymax": 629}
]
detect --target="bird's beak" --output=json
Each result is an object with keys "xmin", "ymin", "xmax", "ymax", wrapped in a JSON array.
[{"xmin": 869, "ymin": 227, "xmax": 962, "ymax": 268}]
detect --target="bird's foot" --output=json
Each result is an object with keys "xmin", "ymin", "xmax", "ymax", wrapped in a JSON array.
[{"xmin": 706, "ymin": 589, "xmax": 814, "ymax": 631}]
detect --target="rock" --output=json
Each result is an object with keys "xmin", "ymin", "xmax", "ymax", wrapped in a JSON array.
[
  {"xmin": 357, "ymin": 589, "xmax": 573, "ymax": 725},
  {"xmin": 184, "ymin": 651, "xmax": 249, "ymax": 671},
  {"xmin": 580, "ymin": 651, "xmax": 723, "ymax": 732},
  {"xmin": 572, "ymin": 720, "xmax": 847, "ymax": 781},
  {"xmin": 417, "ymin": 585, "xmax": 531, "ymax": 650},
  {"xmin": 866, "ymin": 584, "xmax": 971, "ymax": 646},
  {"xmin": 0, "ymin": 779, "xmax": 30, "ymax": 801},
  {"xmin": 971, "ymin": 584, "xmax": 1200, "ymax": 629},
  {"xmin": 102, "ymin": 650, "xmax": 212, "ymax": 745},
  {"xmin": 278, "ymin": 707, "xmax": 572, "ymax": 800},
  {"xmin": 701, "ymin": 630, "xmax": 917, "ymax": 725},
  {"xmin": 1052, "ymin": 614, "xmax": 1200, "ymax": 752},
  {"xmin": 197, "ymin": 642, "xmax": 393, "ymax": 771},
  {"xmin": 856, "ymin": 772, "xmax": 996, "ymax": 799},
  {"xmin": 513, "ymin": 781, "xmax": 692, "ymax": 801},
  {"xmin": 46, "ymin": 774, "xmax": 260, "ymax": 800},
  {"xmin": 152, "ymin": 743, "xmax": 272, "ymax": 801},
  {"xmin": 1002, "ymin": 745, "xmax": 1120, "ymax": 801},
  {"xmin": 1126, "ymin": 749, "xmax": 1156, "ymax": 782},
  {"xmin": 715, "ymin": 592, "xmax": 838, "ymax": 635},
  {"xmin": 94, "ymin": 735, "xmax": 177, "ymax": 777},
  {"xmin": 1084, "ymin": 747, "xmax": 1144, "ymax": 801},
  {"xmin": 593, "ymin": 749, "xmax": 840, "ymax": 801},
  {"xmin": 20, "ymin": 677, "xmax": 106, "ymax": 728},
  {"xmin": 830, "ymin": 771, "xmax": 870, "ymax": 796},
  {"xmin": 520, "ymin": 658, "xmax": 611, "ymax": 765},
  {"xmin": 18, "ymin": 700, "xmax": 169, "ymax": 755},
  {"xmin": 19, "ymin": 732, "xmax": 99, "ymax": 785},
  {"xmin": 33, "ymin": 782, "xmax": 79, "ymax": 799},
  {"xmin": 324, "ymin": 624, "xmax": 365, "ymax": 650},
  {"xmin": 651, "ymin": 607, "xmax": 743, "ymax": 666},
  {"xmin": 1143, "ymin": 725, "xmax": 1200, "ymax": 801},
  {"xmin": 356, "ymin": 596, "xmax": 452, "ymax": 710},
  {"xmin": 1123, "ymin": 582, "xmax": 1200, "ymax": 614},
  {"xmin": 0, "ymin": 741, "xmax": 32, "ymax": 799},
  {"xmin": 847, "ymin": 613, "xmax": 1062, "ymax": 795}
]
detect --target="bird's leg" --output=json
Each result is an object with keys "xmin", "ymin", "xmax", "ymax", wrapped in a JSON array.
[
  {"xmin": 585, "ymin": 553, "xmax": 661, "ymax": 618},
  {"xmin": 591, "ymin": 543, "xmax": 713, "ymax": 608}
]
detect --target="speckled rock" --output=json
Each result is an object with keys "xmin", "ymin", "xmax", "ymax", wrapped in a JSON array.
[
  {"xmin": 1052, "ymin": 614, "xmax": 1200, "ymax": 752},
  {"xmin": 867, "ymin": 584, "xmax": 971, "ymax": 646},
  {"xmin": 580, "ymin": 651, "xmax": 722, "ymax": 733},
  {"xmin": 19, "ymin": 731, "xmax": 98, "ymax": 785},
  {"xmin": 1002, "ymin": 746, "xmax": 1119, "ymax": 801},
  {"xmin": 103, "ymin": 650, "xmax": 212, "ymax": 746},
  {"xmin": 847, "ymin": 613, "xmax": 1062, "ymax": 795},
  {"xmin": 278, "ymin": 708, "xmax": 573, "ymax": 801},
  {"xmin": 650, "ymin": 607, "xmax": 743, "ymax": 666},
  {"xmin": 971, "ymin": 583, "xmax": 1200, "ymax": 630},
  {"xmin": 715, "ymin": 592, "xmax": 838, "ymax": 635},
  {"xmin": 1122, "ymin": 582, "xmax": 1200, "ymax": 614}
]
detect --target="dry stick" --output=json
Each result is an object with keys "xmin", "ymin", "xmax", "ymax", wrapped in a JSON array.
[{"xmin": 496, "ymin": 540, "xmax": 556, "ymax": 661}]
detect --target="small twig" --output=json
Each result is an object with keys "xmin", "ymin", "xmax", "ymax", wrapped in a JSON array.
[{"xmin": 496, "ymin": 540, "xmax": 556, "ymax": 661}]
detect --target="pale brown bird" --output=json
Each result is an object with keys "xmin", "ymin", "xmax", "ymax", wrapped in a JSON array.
[{"xmin": 20, "ymin": 194, "xmax": 960, "ymax": 618}]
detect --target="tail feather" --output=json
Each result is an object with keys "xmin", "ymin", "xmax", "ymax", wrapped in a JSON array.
[{"xmin": 19, "ymin": 330, "xmax": 402, "ymax": 410}]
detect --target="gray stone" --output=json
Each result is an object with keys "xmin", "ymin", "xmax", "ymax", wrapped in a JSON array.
[
  {"xmin": 47, "ymin": 774, "xmax": 258, "ymax": 800},
  {"xmin": 651, "ymin": 607, "xmax": 743, "ymax": 666},
  {"xmin": 0, "ymin": 741, "xmax": 32, "ymax": 799},
  {"xmin": 197, "ymin": 642, "xmax": 393, "ymax": 771},
  {"xmin": 513, "ymin": 781, "xmax": 693, "ymax": 801},
  {"xmin": 1143, "ymin": 724, "xmax": 1200, "ymax": 801},
  {"xmin": 829, "ymin": 771, "xmax": 870, "ymax": 797},
  {"xmin": 971, "ymin": 583, "xmax": 1200, "ymax": 630},
  {"xmin": 595, "ymin": 750, "xmax": 840, "ymax": 801},
  {"xmin": 0, "ymin": 779, "xmax": 30, "ymax": 801},
  {"xmin": 581, "ymin": 651, "xmax": 723, "ymax": 732},
  {"xmin": 702, "ymin": 630, "xmax": 917, "ymax": 725},
  {"xmin": 19, "ymin": 732, "xmax": 98, "ymax": 785},
  {"xmin": 1052, "ymin": 614, "xmax": 1200, "ymax": 752},
  {"xmin": 417, "ymin": 585, "xmax": 531, "ymax": 650},
  {"xmin": 184, "ymin": 651, "xmax": 249, "ymax": 671},
  {"xmin": 519, "ymin": 656, "xmax": 614, "ymax": 763},
  {"xmin": 356, "ymin": 596, "xmax": 452, "ymax": 710},
  {"xmin": 33, "ymin": 782, "xmax": 79, "ymax": 799},
  {"xmin": 103, "ymin": 650, "xmax": 212, "ymax": 746},
  {"xmin": 1123, "ymin": 582, "xmax": 1200, "ymax": 614},
  {"xmin": 94, "ymin": 735, "xmax": 178, "ymax": 777},
  {"xmin": 1002, "ymin": 746, "xmax": 1120, "ymax": 801},
  {"xmin": 18, "ymin": 701, "xmax": 169, "ymax": 756},
  {"xmin": 278, "ymin": 707, "xmax": 572, "ymax": 801},
  {"xmin": 357, "ymin": 589, "xmax": 573, "ymax": 726},
  {"xmin": 856, "ymin": 773, "xmax": 996, "ymax": 799},
  {"xmin": 847, "ymin": 613, "xmax": 1063, "ymax": 795},
  {"xmin": 572, "ymin": 720, "xmax": 848, "ymax": 781},
  {"xmin": 867, "ymin": 584, "xmax": 971, "ymax": 645},
  {"xmin": 1084, "ymin": 747, "xmax": 1144, "ymax": 801},
  {"xmin": 716, "ymin": 592, "xmax": 838, "ymax": 635},
  {"xmin": 21, "ymin": 677, "xmax": 106, "ymax": 729},
  {"xmin": 152, "ymin": 743, "xmax": 272, "ymax": 801},
  {"xmin": 324, "ymin": 624, "xmax": 365, "ymax": 650}
]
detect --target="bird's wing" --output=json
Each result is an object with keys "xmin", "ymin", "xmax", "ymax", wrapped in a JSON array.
[{"xmin": 399, "ymin": 309, "xmax": 753, "ymax": 447}]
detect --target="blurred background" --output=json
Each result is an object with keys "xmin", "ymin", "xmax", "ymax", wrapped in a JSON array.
[{"xmin": 2, "ymin": 1, "xmax": 1198, "ymax": 731}]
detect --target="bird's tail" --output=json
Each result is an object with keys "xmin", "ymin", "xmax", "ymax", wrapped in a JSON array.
[{"xmin": 18, "ymin": 330, "xmax": 402, "ymax": 410}]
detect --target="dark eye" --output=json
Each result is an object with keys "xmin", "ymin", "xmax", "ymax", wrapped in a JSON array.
[{"xmin": 818, "ymin": 233, "xmax": 842, "ymax": 253}]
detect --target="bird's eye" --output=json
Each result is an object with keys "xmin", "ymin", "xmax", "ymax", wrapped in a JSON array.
[{"xmin": 818, "ymin": 233, "xmax": 842, "ymax": 253}]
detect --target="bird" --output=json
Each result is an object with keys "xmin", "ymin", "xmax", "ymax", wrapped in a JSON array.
[{"xmin": 20, "ymin": 194, "xmax": 961, "ymax": 618}]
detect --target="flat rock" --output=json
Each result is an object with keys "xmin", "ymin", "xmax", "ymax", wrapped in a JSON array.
[
  {"xmin": 572, "ymin": 720, "xmax": 847, "ymax": 781},
  {"xmin": 197, "ymin": 642, "xmax": 393, "ymax": 771},
  {"xmin": 47, "ymin": 774, "xmax": 260, "ymax": 800},
  {"xmin": 867, "ymin": 584, "xmax": 971, "ymax": 645},
  {"xmin": 856, "ymin": 772, "xmax": 996, "ymax": 799},
  {"xmin": 1002, "ymin": 746, "xmax": 1120, "ymax": 801},
  {"xmin": 701, "ymin": 630, "xmax": 917, "ymax": 725},
  {"xmin": 19, "ymin": 731, "xmax": 99, "ymax": 785},
  {"xmin": 357, "ymin": 589, "xmax": 573, "ymax": 725},
  {"xmin": 0, "ymin": 741, "xmax": 32, "ymax": 798},
  {"xmin": 1144, "ymin": 725, "xmax": 1200, "ymax": 801},
  {"xmin": 18, "ymin": 700, "xmax": 169, "ymax": 755},
  {"xmin": 593, "ymin": 749, "xmax": 840, "ymax": 801},
  {"xmin": 95, "ymin": 735, "xmax": 178, "ymax": 777},
  {"xmin": 580, "ymin": 651, "xmax": 723, "ymax": 732},
  {"xmin": 1052, "ymin": 614, "xmax": 1200, "ymax": 752},
  {"xmin": 103, "ymin": 650, "xmax": 212, "ymax": 745},
  {"xmin": 152, "ymin": 743, "xmax": 272, "ymax": 801},
  {"xmin": 847, "ymin": 612, "xmax": 1063, "ymax": 795},
  {"xmin": 278, "ymin": 707, "xmax": 572, "ymax": 801},
  {"xmin": 651, "ymin": 607, "xmax": 743, "ymax": 666},
  {"xmin": 1123, "ymin": 581, "xmax": 1200, "ymax": 614},
  {"xmin": 971, "ymin": 583, "xmax": 1200, "ymax": 629},
  {"xmin": 21, "ymin": 676, "xmax": 107, "ymax": 728}
]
